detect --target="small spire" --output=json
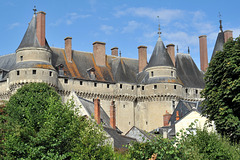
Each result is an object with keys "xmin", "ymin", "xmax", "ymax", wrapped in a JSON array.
[
  {"xmin": 188, "ymin": 46, "xmax": 190, "ymax": 54},
  {"xmin": 33, "ymin": 6, "xmax": 37, "ymax": 14},
  {"xmin": 176, "ymin": 45, "xmax": 179, "ymax": 53},
  {"xmin": 157, "ymin": 16, "xmax": 161, "ymax": 37},
  {"xmin": 119, "ymin": 50, "xmax": 121, "ymax": 57},
  {"xmin": 218, "ymin": 12, "xmax": 223, "ymax": 32}
]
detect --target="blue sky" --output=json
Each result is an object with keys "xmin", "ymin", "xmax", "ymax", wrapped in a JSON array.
[{"xmin": 0, "ymin": 0, "xmax": 239, "ymax": 68}]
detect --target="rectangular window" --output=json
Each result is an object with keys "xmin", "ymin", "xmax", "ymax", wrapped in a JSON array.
[
  {"xmin": 142, "ymin": 86, "xmax": 145, "ymax": 90},
  {"xmin": 49, "ymin": 71, "xmax": 52, "ymax": 77},
  {"xmin": 32, "ymin": 70, "xmax": 36, "ymax": 74},
  {"xmin": 171, "ymin": 71, "xmax": 173, "ymax": 76},
  {"xmin": 196, "ymin": 90, "xmax": 198, "ymax": 94},
  {"xmin": 20, "ymin": 56, "xmax": 23, "ymax": 61},
  {"xmin": 120, "ymin": 84, "xmax": 122, "ymax": 89},
  {"xmin": 64, "ymin": 79, "xmax": 68, "ymax": 84},
  {"xmin": 80, "ymin": 81, "xmax": 83, "ymax": 85},
  {"xmin": 151, "ymin": 71, "xmax": 154, "ymax": 77},
  {"xmin": 94, "ymin": 82, "xmax": 97, "ymax": 87},
  {"xmin": 154, "ymin": 85, "xmax": 157, "ymax": 89},
  {"xmin": 174, "ymin": 85, "xmax": 176, "ymax": 89},
  {"xmin": 132, "ymin": 85, "xmax": 134, "ymax": 90},
  {"xmin": 185, "ymin": 88, "xmax": 188, "ymax": 93},
  {"xmin": 17, "ymin": 70, "xmax": 20, "ymax": 76},
  {"xmin": 107, "ymin": 84, "xmax": 110, "ymax": 88}
]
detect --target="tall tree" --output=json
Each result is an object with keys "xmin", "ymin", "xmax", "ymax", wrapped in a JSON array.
[
  {"xmin": 0, "ymin": 83, "xmax": 113, "ymax": 159},
  {"xmin": 202, "ymin": 37, "xmax": 240, "ymax": 142}
]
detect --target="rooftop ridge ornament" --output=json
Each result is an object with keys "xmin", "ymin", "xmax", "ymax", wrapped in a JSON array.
[
  {"xmin": 188, "ymin": 46, "xmax": 190, "ymax": 54},
  {"xmin": 157, "ymin": 16, "xmax": 161, "ymax": 37},
  {"xmin": 33, "ymin": 6, "xmax": 37, "ymax": 14},
  {"xmin": 218, "ymin": 12, "xmax": 223, "ymax": 32},
  {"xmin": 119, "ymin": 50, "xmax": 121, "ymax": 57},
  {"xmin": 176, "ymin": 45, "xmax": 179, "ymax": 53}
]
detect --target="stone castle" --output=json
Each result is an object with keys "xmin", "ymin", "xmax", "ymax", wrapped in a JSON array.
[{"xmin": 0, "ymin": 11, "xmax": 232, "ymax": 133}]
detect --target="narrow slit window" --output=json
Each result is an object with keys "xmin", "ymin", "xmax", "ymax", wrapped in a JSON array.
[
  {"xmin": 94, "ymin": 82, "xmax": 97, "ymax": 87},
  {"xmin": 196, "ymin": 90, "xmax": 198, "ymax": 94},
  {"xmin": 17, "ymin": 71, "xmax": 20, "ymax": 76},
  {"xmin": 142, "ymin": 86, "xmax": 145, "ymax": 90},
  {"xmin": 107, "ymin": 84, "xmax": 110, "ymax": 88},
  {"xmin": 49, "ymin": 71, "xmax": 52, "ymax": 77},
  {"xmin": 80, "ymin": 81, "xmax": 83, "ymax": 85},
  {"xmin": 20, "ymin": 56, "xmax": 23, "ymax": 61},
  {"xmin": 151, "ymin": 71, "xmax": 154, "ymax": 77},
  {"xmin": 185, "ymin": 88, "xmax": 188, "ymax": 93},
  {"xmin": 132, "ymin": 85, "xmax": 134, "ymax": 90},
  {"xmin": 174, "ymin": 85, "xmax": 176, "ymax": 89},
  {"xmin": 120, "ymin": 84, "xmax": 122, "ymax": 89}
]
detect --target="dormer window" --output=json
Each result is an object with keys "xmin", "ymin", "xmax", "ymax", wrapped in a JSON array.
[
  {"xmin": 57, "ymin": 64, "xmax": 64, "ymax": 76},
  {"xmin": 87, "ymin": 68, "xmax": 96, "ymax": 80}
]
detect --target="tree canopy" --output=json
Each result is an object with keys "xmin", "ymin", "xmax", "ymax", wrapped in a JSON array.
[
  {"xmin": 202, "ymin": 37, "xmax": 240, "ymax": 142},
  {"xmin": 0, "ymin": 83, "xmax": 113, "ymax": 159}
]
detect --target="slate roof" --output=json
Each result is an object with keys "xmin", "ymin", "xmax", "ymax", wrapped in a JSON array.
[
  {"xmin": 17, "ymin": 14, "xmax": 51, "ymax": 51},
  {"xmin": 175, "ymin": 53, "xmax": 205, "ymax": 88},
  {"xmin": 169, "ymin": 100, "xmax": 202, "ymax": 125},
  {"xmin": 145, "ymin": 36, "xmax": 174, "ymax": 69},
  {"xmin": 211, "ymin": 31, "xmax": 225, "ymax": 60},
  {"xmin": 125, "ymin": 126, "xmax": 156, "ymax": 141}
]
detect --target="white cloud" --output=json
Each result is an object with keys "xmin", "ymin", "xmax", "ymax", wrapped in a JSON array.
[
  {"xmin": 66, "ymin": 13, "xmax": 91, "ymax": 25},
  {"xmin": 100, "ymin": 25, "xmax": 114, "ymax": 35},
  {"xmin": 8, "ymin": 22, "xmax": 20, "ymax": 30},
  {"xmin": 122, "ymin": 21, "xmax": 140, "ymax": 33}
]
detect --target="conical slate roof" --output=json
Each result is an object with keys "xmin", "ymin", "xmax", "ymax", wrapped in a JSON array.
[
  {"xmin": 17, "ymin": 14, "xmax": 50, "ymax": 50},
  {"xmin": 211, "ymin": 31, "xmax": 225, "ymax": 60},
  {"xmin": 145, "ymin": 37, "xmax": 174, "ymax": 69}
]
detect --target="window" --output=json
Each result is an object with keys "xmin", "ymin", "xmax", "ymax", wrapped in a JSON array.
[
  {"xmin": 185, "ymin": 88, "xmax": 188, "ymax": 93},
  {"xmin": 171, "ymin": 71, "xmax": 173, "ymax": 76},
  {"xmin": 80, "ymin": 81, "xmax": 83, "ymax": 85},
  {"xmin": 196, "ymin": 90, "xmax": 198, "ymax": 94},
  {"xmin": 129, "ymin": 122, "xmax": 131, "ymax": 125},
  {"xmin": 132, "ymin": 85, "xmax": 134, "ymax": 90},
  {"xmin": 174, "ymin": 85, "xmax": 176, "ymax": 89},
  {"xmin": 17, "ymin": 70, "xmax": 20, "ymax": 76},
  {"xmin": 32, "ymin": 70, "xmax": 36, "ymax": 74},
  {"xmin": 49, "ymin": 58, "xmax": 51, "ymax": 62},
  {"xmin": 64, "ymin": 79, "xmax": 68, "ymax": 84},
  {"xmin": 146, "ymin": 121, "xmax": 148, "ymax": 125},
  {"xmin": 172, "ymin": 101, "xmax": 175, "ymax": 109},
  {"xmin": 154, "ymin": 85, "xmax": 157, "ymax": 89},
  {"xmin": 94, "ymin": 82, "xmax": 97, "ymax": 87},
  {"xmin": 20, "ymin": 56, "xmax": 23, "ymax": 61},
  {"xmin": 107, "ymin": 84, "xmax": 110, "ymax": 88},
  {"xmin": 151, "ymin": 71, "xmax": 154, "ymax": 77},
  {"xmin": 123, "ymin": 105, "xmax": 125, "ymax": 108},
  {"xmin": 142, "ymin": 86, "xmax": 145, "ymax": 90},
  {"xmin": 49, "ymin": 71, "xmax": 52, "ymax": 76},
  {"xmin": 120, "ymin": 84, "xmax": 122, "ymax": 89}
]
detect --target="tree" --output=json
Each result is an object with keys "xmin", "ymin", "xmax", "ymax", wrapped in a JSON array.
[
  {"xmin": 202, "ymin": 37, "xmax": 240, "ymax": 142},
  {"xmin": 0, "ymin": 83, "xmax": 114, "ymax": 159}
]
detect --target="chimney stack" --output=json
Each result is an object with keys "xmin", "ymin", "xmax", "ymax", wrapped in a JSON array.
[
  {"xmin": 224, "ymin": 30, "xmax": 233, "ymax": 43},
  {"xmin": 138, "ymin": 45, "xmax": 147, "ymax": 72},
  {"xmin": 166, "ymin": 44, "xmax": 175, "ymax": 66},
  {"xmin": 111, "ymin": 47, "xmax": 118, "ymax": 56},
  {"xmin": 176, "ymin": 111, "xmax": 180, "ymax": 121},
  {"xmin": 110, "ymin": 100, "xmax": 116, "ymax": 129},
  {"xmin": 163, "ymin": 111, "xmax": 171, "ymax": 126},
  {"xmin": 94, "ymin": 97, "xmax": 101, "ymax": 124},
  {"xmin": 64, "ymin": 37, "xmax": 72, "ymax": 62},
  {"xmin": 199, "ymin": 35, "xmax": 208, "ymax": 72},
  {"xmin": 93, "ymin": 41, "xmax": 106, "ymax": 66},
  {"xmin": 36, "ymin": 11, "xmax": 46, "ymax": 47}
]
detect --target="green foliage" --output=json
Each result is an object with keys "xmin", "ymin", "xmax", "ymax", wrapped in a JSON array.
[
  {"xmin": 0, "ymin": 83, "xmax": 114, "ymax": 159},
  {"xmin": 177, "ymin": 123, "xmax": 240, "ymax": 160},
  {"xmin": 202, "ymin": 36, "xmax": 240, "ymax": 142},
  {"xmin": 127, "ymin": 136, "xmax": 183, "ymax": 160}
]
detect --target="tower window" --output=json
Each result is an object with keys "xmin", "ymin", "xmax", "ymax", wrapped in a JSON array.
[
  {"xmin": 17, "ymin": 71, "xmax": 20, "ymax": 76},
  {"xmin": 94, "ymin": 82, "xmax": 97, "ymax": 87},
  {"xmin": 120, "ymin": 84, "xmax": 122, "ymax": 89},
  {"xmin": 20, "ymin": 56, "xmax": 23, "ymax": 61},
  {"xmin": 64, "ymin": 79, "xmax": 68, "ymax": 84},
  {"xmin": 174, "ymin": 85, "xmax": 176, "ymax": 89},
  {"xmin": 142, "ymin": 86, "xmax": 145, "ymax": 90},
  {"xmin": 151, "ymin": 71, "xmax": 154, "ymax": 77},
  {"xmin": 123, "ymin": 105, "xmax": 125, "ymax": 108},
  {"xmin": 107, "ymin": 84, "xmax": 110, "ymax": 88},
  {"xmin": 154, "ymin": 85, "xmax": 157, "ymax": 89},
  {"xmin": 185, "ymin": 88, "xmax": 188, "ymax": 93},
  {"xmin": 80, "ymin": 81, "xmax": 83, "ymax": 85},
  {"xmin": 132, "ymin": 85, "xmax": 134, "ymax": 90},
  {"xmin": 171, "ymin": 71, "xmax": 173, "ymax": 76},
  {"xmin": 49, "ymin": 71, "xmax": 52, "ymax": 77},
  {"xmin": 146, "ymin": 121, "xmax": 148, "ymax": 125},
  {"xmin": 32, "ymin": 70, "xmax": 36, "ymax": 74},
  {"xmin": 196, "ymin": 90, "xmax": 198, "ymax": 94}
]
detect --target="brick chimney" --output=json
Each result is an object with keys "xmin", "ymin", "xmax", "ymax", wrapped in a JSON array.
[
  {"xmin": 93, "ymin": 41, "xmax": 106, "ymax": 66},
  {"xmin": 199, "ymin": 35, "xmax": 208, "ymax": 72},
  {"xmin": 64, "ymin": 37, "xmax": 72, "ymax": 62},
  {"xmin": 176, "ymin": 111, "xmax": 180, "ymax": 121},
  {"xmin": 94, "ymin": 97, "xmax": 100, "ymax": 124},
  {"xmin": 138, "ymin": 45, "xmax": 147, "ymax": 72},
  {"xmin": 166, "ymin": 44, "xmax": 175, "ymax": 66},
  {"xmin": 36, "ymin": 11, "xmax": 46, "ymax": 47},
  {"xmin": 110, "ymin": 100, "xmax": 116, "ymax": 129},
  {"xmin": 224, "ymin": 30, "xmax": 233, "ymax": 43},
  {"xmin": 111, "ymin": 47, "xmax": 118, "ymax": 56},
  {"xmin": 163, "ymin": 110, "xmax": 171, "ymax": 126}
]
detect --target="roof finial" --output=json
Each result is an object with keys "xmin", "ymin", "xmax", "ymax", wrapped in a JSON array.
[
  {"xmin": 157, "ymin": 16, "xmax": 161, "ymax": 37},
  {"xmin": 177, "ymin": 45, "xmax": 179, "ymax": 53},
  {"xmin": 218, "ymin": 12, "xmax": 223, "ymax": 32},
  {"xmin": 119, "ymin": 50, "xmax": 121, "ymax": 57},
  {"xmin": 33, "ymin": 6, "xmax": 37, "ymax": 14},
  {"xmin": 188, "ymin": 46, "xmax": 190, "ymax": 54}
]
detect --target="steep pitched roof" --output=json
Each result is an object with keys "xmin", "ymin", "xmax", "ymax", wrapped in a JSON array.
[
  {"xmin": 211, "ymin": 31, "xmax": 225, "ymax": 60},
  {"xmin": 17, "ymin": 14, "xmax": 51, "ymax": 51},
  {"xmin": 145, "ymin": 37, "xmax": 174, "ymax": 69},
  {"xmin": 175, "ymin": 53, "xmax": 205, "ymax": 88}
]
